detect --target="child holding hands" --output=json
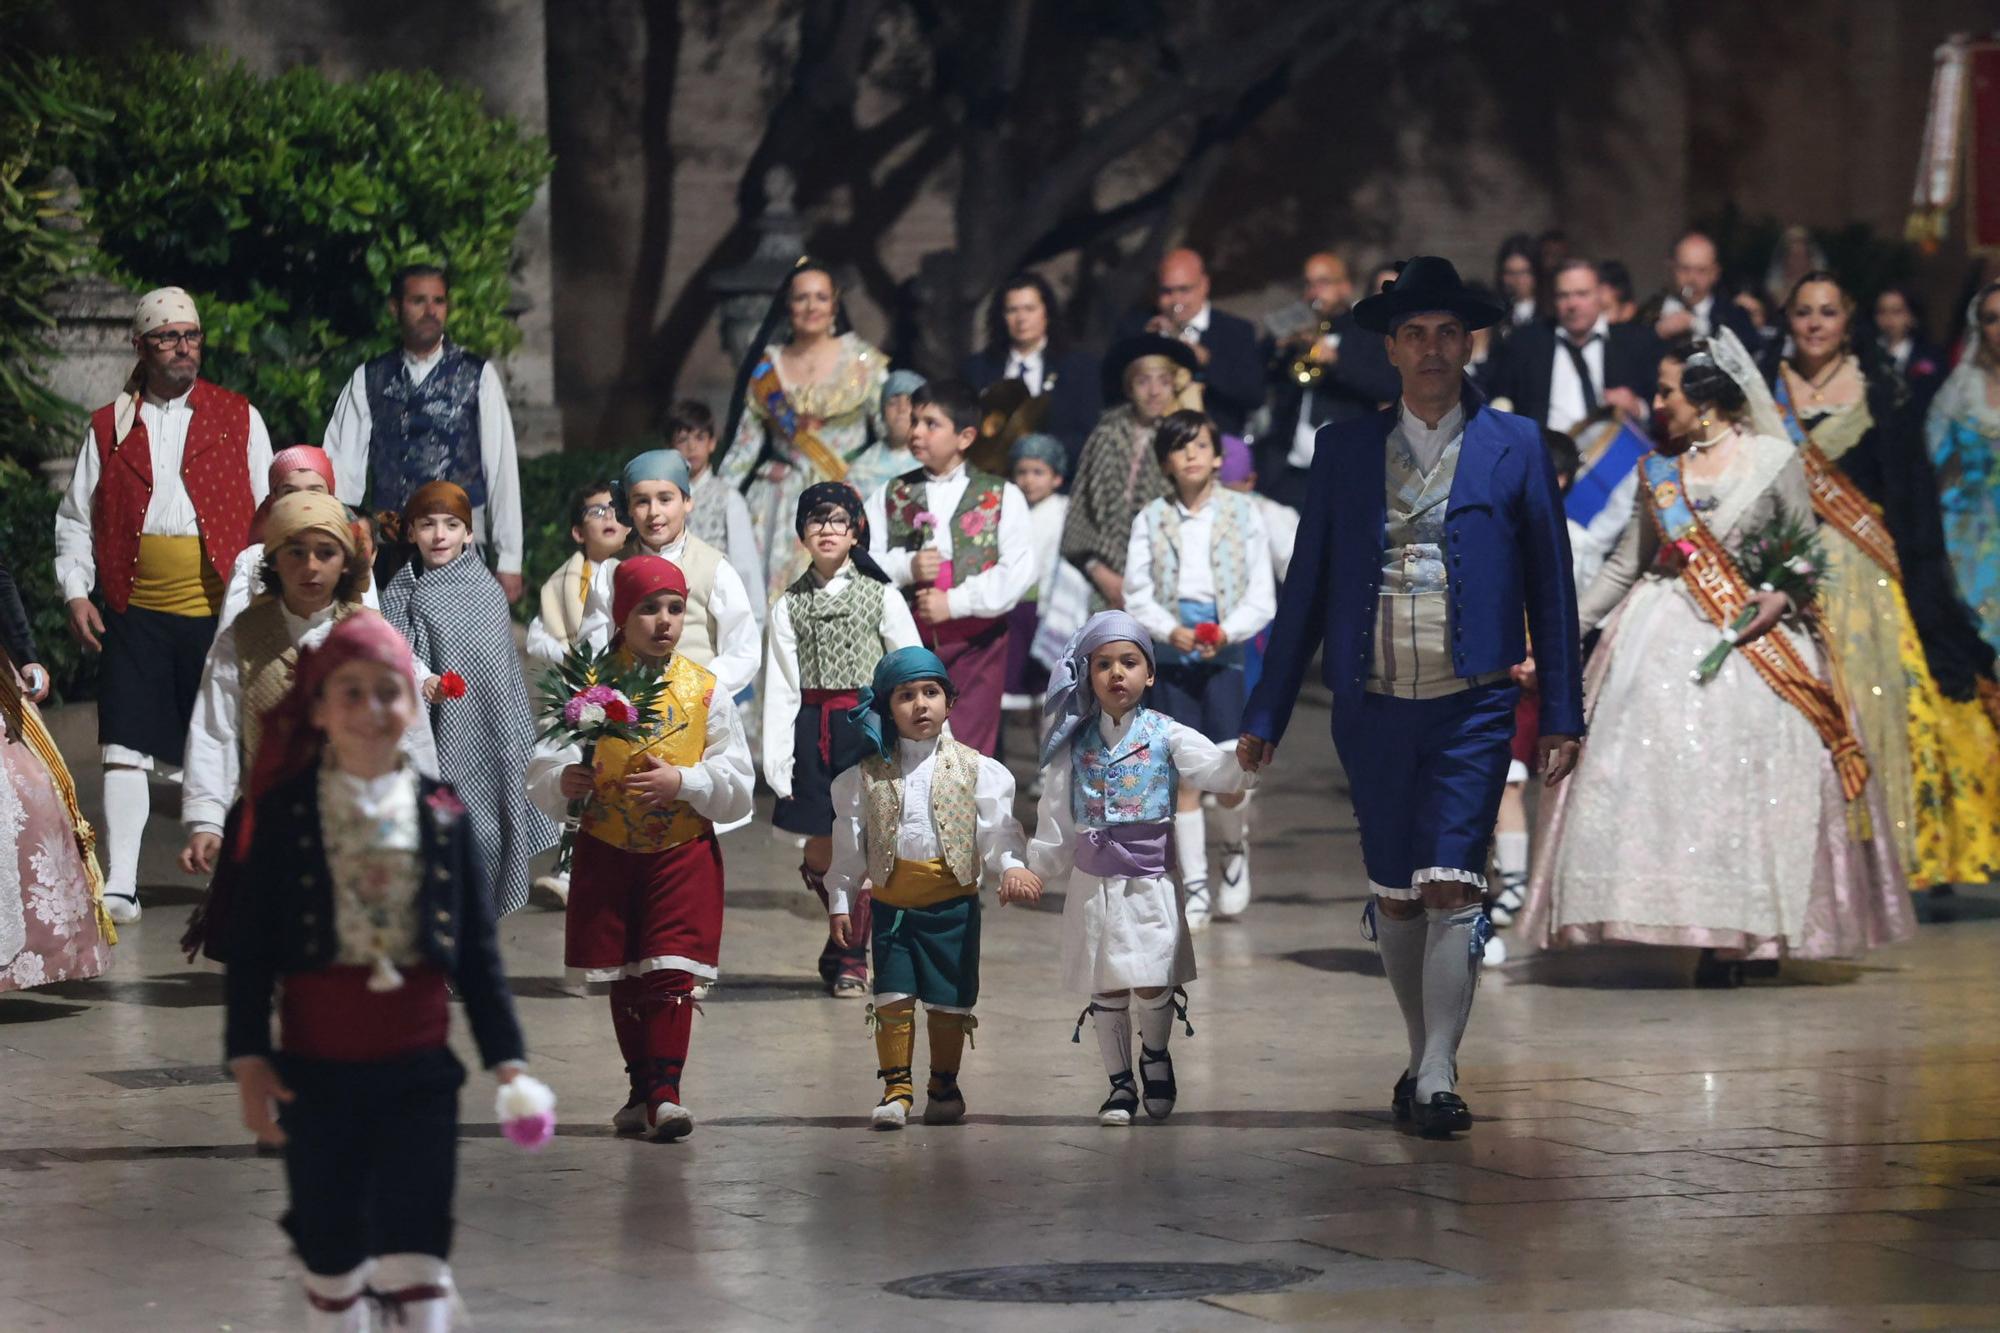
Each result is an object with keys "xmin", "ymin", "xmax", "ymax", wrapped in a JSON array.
[
  {"xmin": 1026, "ymin": 610, "xmax": 1256, "ymax": 1126},
  {"xmin": 823, "ymin": 647, "xmax": 1039, "ymax": 1129}
]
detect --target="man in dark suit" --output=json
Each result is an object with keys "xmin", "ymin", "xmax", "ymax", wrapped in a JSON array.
[
  {"xmin": 1639, "ymin": 230, "xmax": 1761, "ymax": 351},
  {"xmin": 1482, "ymin": 258, "xmax": 1659, "ymax": 433},
  {"xmin": 1118, "ymin": 248, "xmax": 1265, "ymax": 436},
  {"xmin": 1260, "ymin": 251, "xmax": 1402, "ymax": 508},
  {"xmin": 959, "ymin": 272, "xmax": 1102, "ymax": 470},
  {"xmin": 1237, "ymin": 256, "xmax": 1581, "ymax": 1140}
]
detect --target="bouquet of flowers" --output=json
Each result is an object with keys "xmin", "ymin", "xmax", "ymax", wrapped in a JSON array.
[
  {"xmin": 535, "ymin": 641, "xmax": 672, "ymax": 868},
  {"xmin": 1692, "ymin": 513, "xmax": 1827, "ymax": 684}
]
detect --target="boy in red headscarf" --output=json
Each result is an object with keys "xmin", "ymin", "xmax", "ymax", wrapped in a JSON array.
[
  {"xmin": 527, "ymin": 556, "xmax": 754, "ymax": 1141},
  {"xmin": 225, "ymin": 610, "xmax": 533, "ymax": 1331}
]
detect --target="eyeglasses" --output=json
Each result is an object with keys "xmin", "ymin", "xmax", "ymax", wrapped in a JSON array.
[
  {"xmin": 581, "ymin": 503, "xmax": 618, "ymax": 520},
  {"xmin": 141, "ymin": 329, "xmax": 203, "ymax": 350},
  {"xmin": 805, "ymin": 514, "xmax": 853, "ymax": 533}
]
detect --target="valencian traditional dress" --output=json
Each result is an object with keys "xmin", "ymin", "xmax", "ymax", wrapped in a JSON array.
[
  {"xmin": 1769, "ymin": 366, "xmax": 2000, "ymax": 889},
  {"xmin": 381, "ymin": 548, "xmax": 561, "ymax": 915},
  {"xmin": 1059, "ymin": 405, "xmax": 1175, "ymax": 612},
  {"xmin": 1925, "ymin": 353, "xmax": 2000, "ymax": 650},
  {"xmin": 1522, "ymin": 434, "xmax": 1913, "ymax": 957},
  {"xmin": 0, "ymin": 689, "xmax": 115, "ymax": 992},
  {"xmin": 528, "ymin": 634, "xmax": 756, "ymax": 1134},
  {"xmin": 717, "ymin": 332, "xmax": 904, "ymax": 601}
]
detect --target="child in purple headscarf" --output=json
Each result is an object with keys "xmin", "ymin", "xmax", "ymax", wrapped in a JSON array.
[{"xmin": 1024, "ymin": 610, "xmax": 1256, "ymax": 1127}]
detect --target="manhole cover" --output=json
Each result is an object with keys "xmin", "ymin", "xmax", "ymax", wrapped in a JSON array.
[
  {"xmin": 89, "ymin": 1064, "xmax": 234, "ymax": 1089},
  {"xmin": 885, "ymin": 1261, "xmax": 1315, "ymax": 1304}
]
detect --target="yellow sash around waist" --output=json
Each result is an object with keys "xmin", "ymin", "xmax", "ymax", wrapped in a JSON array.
[
  {"xmin": 876, "ymin": 856, "xmax": 976, "ymax": 910},
  {"xmin": 131, "ymin": 534, "xmax": 223, "ymax": 617}
]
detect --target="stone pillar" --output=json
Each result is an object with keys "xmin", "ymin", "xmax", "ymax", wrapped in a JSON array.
[{"xmin": 709, "ymin": 167, "xmax": 807, "ymax": 368}]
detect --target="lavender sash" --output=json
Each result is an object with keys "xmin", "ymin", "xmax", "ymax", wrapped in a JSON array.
[{"xmin": 1074, "ymin": 821, "xmax": 1171, "ymax": 879}]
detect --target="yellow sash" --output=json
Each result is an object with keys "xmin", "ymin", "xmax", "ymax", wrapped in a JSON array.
[
  {"xmin": 877, "ymin": 856, "xmax": 975, "ymax": 910},
  {"xmin": 131, "ymin": 534, "xmax": 223, "ymax": 617}
]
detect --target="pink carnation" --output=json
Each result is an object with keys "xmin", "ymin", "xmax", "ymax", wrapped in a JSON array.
[
  {"xmin": 580, "ymin": 684, "xmax": 620, "ymax": 705},
  {"xmin": 912, "ymin": 510, "xmax": 938, "ymax": 529}
]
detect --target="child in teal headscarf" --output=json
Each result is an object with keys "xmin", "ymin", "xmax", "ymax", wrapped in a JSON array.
[{"xmin": 824, "ymin": 646, "xmax": 1038, "ymax": 1129}]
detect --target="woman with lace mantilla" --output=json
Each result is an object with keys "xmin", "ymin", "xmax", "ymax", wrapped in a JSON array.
[
  {"xmin": 1520, "ymin": 334, "xmax": 1913, "ymax": 980},
  {"xmin": 716, "ymin": 259, "xmax": 911, "ymax": 602}
]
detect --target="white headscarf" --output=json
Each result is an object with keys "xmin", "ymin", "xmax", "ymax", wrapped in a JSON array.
[{"xmin": 115, "ymin": 287, "xmax": 202, "ymax": 445}]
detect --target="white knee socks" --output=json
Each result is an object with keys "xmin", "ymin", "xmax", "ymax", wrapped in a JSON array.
[
  {"xmin": 1090, "ymin": 993, "xmax": 1132, "ymax": 1077},
  {"xmin": 1134, "ymin": 987, "xmax": 1176, "ymax": 1054},
  {"xmin": 371, "ymin": 1254, "xmax": 456, "ymax": 1333},
  {"xmin": 1416, "ymin": 903, "xmax": 1486, "ymax": 1102},
  {"xmin": 101, "ymin": 768, "xmax": 149, "ymax": 900},
  {"xmin": 1372, "ymin": 905, "xmax": 1429, "ymax": 1078},
  {"xmin": 1495, "ymin": 831, "xmax": 1528, "ymax": 880},
  {"xmin": 1173, "ymin": 809, "xmax": 1208, "ymax": 890}
]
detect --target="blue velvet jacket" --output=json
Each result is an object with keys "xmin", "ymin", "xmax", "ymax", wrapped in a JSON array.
[{"xmin": 1242, "ymin": 383, "xmax": 1584, "ymax": 744}]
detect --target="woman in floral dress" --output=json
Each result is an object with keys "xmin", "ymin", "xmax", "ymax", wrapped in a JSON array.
[
  {"xmin": 0, "ymin": 553, "xmax": 113, "ymax": 992},
  {"xmin": 716, "ymin": 259, "xmax": 908, "ymax": 602}
]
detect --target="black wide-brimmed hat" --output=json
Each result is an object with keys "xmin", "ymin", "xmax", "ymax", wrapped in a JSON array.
[
  {"xmin": 1101, "ymin": 332, "xmax": 1200, "ymax": 401},
  {"xmin": 1352, "ymin": 256, "xmax": 1506, "ymax": 334}
]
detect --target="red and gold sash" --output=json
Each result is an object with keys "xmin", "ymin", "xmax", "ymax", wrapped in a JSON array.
[
  {"xmin": 1643, "ymin": 453, "xmax": 1869, "ymax": 800},
  {"xmin": 749, "ymin": 357, "xmax": 847, "ymax": 482},
  {"xmin": 1773, "ymin": 372, "xmax": 1902, "ymax": 580}
]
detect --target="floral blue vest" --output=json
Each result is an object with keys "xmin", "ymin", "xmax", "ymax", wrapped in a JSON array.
[
  {"xmin": 364, "ymin": 343, "xmax": 487, "ymax": 512},
  {"xmin": 1069, "ymin": 707, "xmax": 1175, "ymax": 827}
]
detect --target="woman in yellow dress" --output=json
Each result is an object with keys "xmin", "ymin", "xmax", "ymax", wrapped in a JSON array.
[
  {"xmin": 1761, "ymin": 271, "xmax": 2000, "ymax": 893},
  {"xmin": 715, "ymin": 259, "xmax": 909, "ymax": 603}
]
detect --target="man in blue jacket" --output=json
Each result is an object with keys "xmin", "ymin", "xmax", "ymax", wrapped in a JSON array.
[{"xmin": 1236, "ymin": 256, "xmax": 1583, "ymax": 1138}]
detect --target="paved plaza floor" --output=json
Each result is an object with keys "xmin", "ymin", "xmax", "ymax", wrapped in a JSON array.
[{"xmin": 6, "ymin": 691, "xmax": 2000, "ymax": 1330}]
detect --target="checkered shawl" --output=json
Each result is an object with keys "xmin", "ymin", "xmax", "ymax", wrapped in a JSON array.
[
  {"xmin": 380, "ymin": 550, "xmax": 559, "ymax": 915},
  {"xmin": 1059, "ymin": 405, "xmax": 1172, "ymax": 578}
]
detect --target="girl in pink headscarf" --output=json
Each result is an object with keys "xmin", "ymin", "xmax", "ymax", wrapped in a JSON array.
[
  {"xmin": 218, "ymin": 445, "xmax": 378, "ymax": 631},
  {"xmin": 224, "ymin": 610, "xmax": 537, "ymax": 1330}
]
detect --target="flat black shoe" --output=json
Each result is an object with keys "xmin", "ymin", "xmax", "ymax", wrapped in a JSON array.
[
  {"xmin": 1692, "ymin": 949, "xmax": 1742, "ymax": 989},
  {"xmin": 1412, "ymin": 1091, "xmax": 1472, "ymax": 1139},
  {"xmin": 1391, "ymin": 1072, "xmax": 1416, "ymax": 1122}
]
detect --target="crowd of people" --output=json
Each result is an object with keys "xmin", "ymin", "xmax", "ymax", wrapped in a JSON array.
[{"xmin": 1, "ymin": 226, "xmax": 1997, "ymax": 1326}]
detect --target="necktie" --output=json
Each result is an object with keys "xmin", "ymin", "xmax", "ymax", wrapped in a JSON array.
[
  {"xmin": 1560, "ymin": 335, "xmax": 1600, "ymax": 415},
  {"xmin": 578, "ymin": 559, "xmax": 593, "ymax": 611}
]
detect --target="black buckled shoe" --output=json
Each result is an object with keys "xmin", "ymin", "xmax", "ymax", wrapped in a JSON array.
[
  {"xmin": 1392, "ymin": 1072, "xmax": 1416, "ymax": 1123},
  {"xmin": 1412, "ymin": 1091, "xmax": 1472, "ymax": 1139}
]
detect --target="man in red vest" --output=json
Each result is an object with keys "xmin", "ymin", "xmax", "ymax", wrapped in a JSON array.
[{"xmin": 54, "ymin": 287, "xmax": 272, "ymax": 924}]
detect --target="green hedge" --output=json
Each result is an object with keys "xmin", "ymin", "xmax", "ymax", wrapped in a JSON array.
[
  {"xmin": 0, "ymin": 458, "xmax": 95, "ymax": 700},
  {"xmin": 45, "ymin": 50, "xmax": 552, "ymax": 446},
  {"xmin": 512, "ymin": 447, "xmax": 631, "ymax": 623}
]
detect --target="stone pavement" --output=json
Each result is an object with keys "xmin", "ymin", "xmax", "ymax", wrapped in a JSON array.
[{"xmin": 6, "ymin": 691, "xmax": 2000, "ymax": 1330}]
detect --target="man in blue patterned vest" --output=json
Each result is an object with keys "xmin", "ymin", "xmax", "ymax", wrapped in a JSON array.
[{"xmin": 324, "ymin": 264, "xmax": 526, "ymax": 602}]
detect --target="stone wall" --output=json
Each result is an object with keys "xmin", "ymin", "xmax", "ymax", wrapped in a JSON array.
[{"xmin": 29, "ymin": 0, "xmax": 1997, "ymax": 453}]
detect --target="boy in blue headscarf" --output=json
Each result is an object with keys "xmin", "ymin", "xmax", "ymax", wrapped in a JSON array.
[
  {"xmin": 1023, "ymin": 610, "xmax": 1256, "ymax": 1126},
  {"xmin": 824, "ymin": 646, "xmax": 1038, "ymax": 1129}
]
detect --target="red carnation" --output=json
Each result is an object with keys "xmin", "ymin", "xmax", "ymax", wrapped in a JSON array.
[
  {"xmin": 1194, "ymin": 622, "xmax": 1223, "ymax": 647},
  {"xmin": 603, "ymin": 699, "xmax": 636, "ymax": 724},
  {"xmin": 437, "ymin": 671, "xmax": 468, "ymax": 699}
]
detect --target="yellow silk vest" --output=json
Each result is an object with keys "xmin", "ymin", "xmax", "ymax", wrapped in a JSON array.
[{"xmin": 578, "ymin": 651, "xmax": 715, "ymax": 853}]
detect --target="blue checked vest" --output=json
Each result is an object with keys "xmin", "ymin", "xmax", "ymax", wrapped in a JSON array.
[
  {"xmin": 364, "ymin": 343, "xmax": 487, "ymax": 511},
  {"xmin": 1142, "ymin": 489, "xmax": 1254, "ymax": 613},
  {"xmin": 1069, "ymin": 708, "xmax": 1176, "ymax": 827}
]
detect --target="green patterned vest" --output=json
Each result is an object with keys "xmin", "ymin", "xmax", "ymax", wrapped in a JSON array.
[
  {"xmin": 784, "ymin": 567, "xmax": 886, "ymax": 690},
  {"xmin": 884, "ymin": 466, "xmax": 1006, "ymax": 577},
  {"xmin": 859, "ymin": 738, "xmax": 980, "ymax": 889}
]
